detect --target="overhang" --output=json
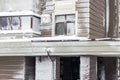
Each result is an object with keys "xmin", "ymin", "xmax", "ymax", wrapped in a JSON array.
[{"xmin": 0, "ymin": 37, "xmax": 120, "ymax": 57}]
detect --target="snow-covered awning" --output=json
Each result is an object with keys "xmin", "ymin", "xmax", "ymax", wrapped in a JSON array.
[{"xmin": 0, "ymin": 37, "xmax": 120, "ymax": 57}]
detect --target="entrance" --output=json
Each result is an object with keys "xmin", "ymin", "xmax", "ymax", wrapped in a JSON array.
[
  {"xmin": 60, "ymin": 57, "xmax": 80, "ymax": 80},
  {"xmin": 25, "ymin": 57, "xmax": 35, "ymax": 80},
  {"xmin": 97, "ymin": 57, "xmax": 117, "ymax": 80},
  {"xmin": 97, "ymin": 57, "xmax": 105, "ymax": 80}
]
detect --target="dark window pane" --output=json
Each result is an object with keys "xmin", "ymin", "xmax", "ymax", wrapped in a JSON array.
[
  {"xmin": 0, "ymin": 17, "xmax": 9, "ymax": 30},
  {"xmin": 55, "ymin": 23, "xmax": 65, "ymax": 35}
]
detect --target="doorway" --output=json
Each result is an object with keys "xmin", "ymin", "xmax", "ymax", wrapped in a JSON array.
[
  {"xmin": 25, "ymin": 57, "xmax": 35, "ymax": 80},
  {"xmin": 97, "ymin": 57, "xmax": 117, "ymax": 80},
  {"xmin": 60, "ymin": 57, "xmax": 80, "ymax": 80}
]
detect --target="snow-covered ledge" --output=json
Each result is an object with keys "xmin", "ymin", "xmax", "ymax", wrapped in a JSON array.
[
  {"xmin": 0, "ymin": 11, "xmax": 40, "ymax": 17},
  {"xmin": 0, "ymin": 37, "xmax": 119, "ymax": 56}
]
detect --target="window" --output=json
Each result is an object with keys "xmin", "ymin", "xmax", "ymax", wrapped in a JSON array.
[
  {"xmin": 55, "ymin": 14, "xmax": 75, "ymax": 36},
  {"xmin": 11, "ymin": 17, "xmax": 21, "ymax": 30},
  {"xmin": 0, "ymin": 17, "xmax": 21, "ymax": 30},
  {"xmin": 0, "ymin": 16, "xmax": 40, "ymax": 31},
  {"xmin": 0, "ymin": 17, "xmax": 9, "ymax": 30}
]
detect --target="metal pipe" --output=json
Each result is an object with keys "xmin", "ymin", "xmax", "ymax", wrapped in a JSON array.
[{"xmin": 46, "ymin": 48, "xmax": 55, "ymax": 80}]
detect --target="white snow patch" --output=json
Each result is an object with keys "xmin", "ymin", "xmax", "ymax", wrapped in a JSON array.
[{"xmin": 0, "ymin": 11, "xmax": 40, "ymax": 17}]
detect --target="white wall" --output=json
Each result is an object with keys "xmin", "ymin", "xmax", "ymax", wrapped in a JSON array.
[
  {"xmin": 0, "ymin": 0, "xmax": 33, "ymax": 12},
  {"xmin": 36, "ymin": 57, "xmax": 60, "ymax": 80}
]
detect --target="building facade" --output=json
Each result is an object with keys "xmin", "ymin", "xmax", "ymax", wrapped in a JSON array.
[
  {"xmin": 0, "ymin": 0, "xmax": 119, "ymax": 80},
  {"xmin": 41, "ymin": 0, "xmax": 106, "ymax": 38}
]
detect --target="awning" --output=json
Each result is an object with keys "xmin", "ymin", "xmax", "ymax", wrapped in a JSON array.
[{"xmin": 0, "ymin": 37, "xmax": 120, "ymax": 57}]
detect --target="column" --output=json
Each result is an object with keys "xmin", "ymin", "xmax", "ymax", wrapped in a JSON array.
[{"xmin": 80, "ymin": 56, "xmax": 97, "ymax": 80}]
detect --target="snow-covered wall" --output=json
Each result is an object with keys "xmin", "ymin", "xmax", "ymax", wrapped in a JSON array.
[
  {"xmin": 36, "ymin": 57, "xmax": 60, "ymax": 80},
  {"xmin": 0, "ymin": 0, "xmax": 41, "ymax": 13},
  {"xmin": 80, "ymin": 56, "xmax": 97, "ymax": 80}
]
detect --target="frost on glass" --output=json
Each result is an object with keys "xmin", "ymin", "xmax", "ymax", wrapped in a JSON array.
[
  {"xmin": 56, "ymin": 16, "xmax": 65, "ymax": 23},
  {"xmin": 0, "ymin": 17, "xmax": 21, "ymax": 30},
  {"xmin": 67, "ymin": 23, "xmax": 75, "ymax": 35},
  {"xmin": 32, "ymin": 17, "xmax": 41, "ymax": 32},
  {"xmin": 0, "ymin": 0, "xmax": 41, "ymax": 13},
  {"xmin": 66, "ymin": 15, "xmax": 75, "ymax": 22},
  {"xmin": 0, "ymin": 16, "xmax": 41, "ymax": 33},
  {"xmin": 11, "ymin": 17, "xmax": 21, "ymax": 30}
]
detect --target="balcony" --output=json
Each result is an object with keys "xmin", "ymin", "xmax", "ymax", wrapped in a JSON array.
[{"xmin": 0, "ymin": 11, "xmax": 41, "ymax": 39}]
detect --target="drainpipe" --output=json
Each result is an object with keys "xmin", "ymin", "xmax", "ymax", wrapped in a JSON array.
[
  {"xmin": 46, "ymin": 48, "xmax": 55, "ymax": 80},
  {"xmin": 106, "ymin": 0, "xmax": 109, "ymax": 37}
]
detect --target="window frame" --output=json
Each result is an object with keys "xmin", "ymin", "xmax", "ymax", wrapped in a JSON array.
[
  {"xmin": 0, "ymin": 16, "xmax": 41, "ymax": 31},
  {"xmin": 0, "ymin": 16, "xmax": 22, "ymax": 30},
  {"xmin": 55, "ymin": 14, "xmax": 75, "ymax": 36}
]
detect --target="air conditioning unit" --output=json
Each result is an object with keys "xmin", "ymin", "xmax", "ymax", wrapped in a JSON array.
[{"xmin": 0, "ymin": 11, "xmax": 41, "ymax": 38}]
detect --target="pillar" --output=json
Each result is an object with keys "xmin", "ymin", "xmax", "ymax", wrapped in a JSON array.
[
  {"xmin": 36, "ymin": 56, "xmax": 60, "ymax": 80},
  {"xmin": 80, "ymin": 56, "xmax": 97, "ymax": 80}
]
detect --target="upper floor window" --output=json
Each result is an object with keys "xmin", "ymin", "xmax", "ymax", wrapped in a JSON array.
[
  {"xmin": 55, "ymin": 14, "xmax": 75, "ymax": 36},
  {"xmin": 0, "ymin": 16, "xmax": 40, "ymax": 31},
  {"xmin": 0, "ymin": 17, "xmax": 21, "ymax": 30}
]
